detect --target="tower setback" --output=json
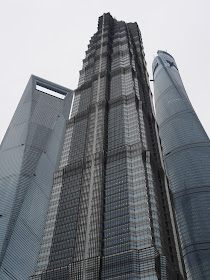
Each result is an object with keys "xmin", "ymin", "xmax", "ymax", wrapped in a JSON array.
[{"xmin": 31, "ymin": 14, "xmax": 185, "ymax": 280}]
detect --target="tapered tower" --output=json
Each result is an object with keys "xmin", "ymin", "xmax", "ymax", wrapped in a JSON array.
[
  {"xmin": 152, "ymin": 50, "xmax": 210, "ymax": 279},
  {"xmin": 0, "ymin": 75, "xmax": 73, "ymax": 280},
  {"xmin": 31, "ymin": 15, "xmax": 185, "ymax": 280}
]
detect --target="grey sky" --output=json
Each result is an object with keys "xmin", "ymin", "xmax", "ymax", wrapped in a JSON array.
[{"xmin": 1, "ymin": 0, "xmax": 209, "ymax": 143}]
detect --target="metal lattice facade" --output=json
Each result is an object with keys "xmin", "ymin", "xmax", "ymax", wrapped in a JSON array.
[
  {"xmin": 152, "ymin": 51, "xmax": 210, "ymax": 279},
  {"xmin": 31, "ymin": 14, "xmax": 185, "ymax": 280},
  {"xmin": 0, "ymin": 75, "xmax": 73, "ymax": 280}
]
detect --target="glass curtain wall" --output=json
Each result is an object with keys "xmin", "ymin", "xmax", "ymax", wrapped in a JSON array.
[{"xmin": 31, "ymin": 14, "xmax": 185, "ymax": 280}]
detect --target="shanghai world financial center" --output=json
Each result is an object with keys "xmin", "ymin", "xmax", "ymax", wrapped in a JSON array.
[{"xmin": 0, "ymin": 12, "xmax": 209, "ymax": 280}]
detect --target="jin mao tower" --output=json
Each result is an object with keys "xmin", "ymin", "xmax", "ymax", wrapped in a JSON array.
[{"xmin": 31, "ymin": 14, "xmax": 185, "ymax": 280}]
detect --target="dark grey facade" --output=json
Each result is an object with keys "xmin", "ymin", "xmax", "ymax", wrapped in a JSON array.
[
  {"xmin": 152, "ymin": 51, "xmax": 210, "ymax": 279},
  {"xmin": 0, "ymin": 75, "xmax": 73, "ymax": 280},
  {"xmin": 31, "ymin": 14, "xmax": 185, "ymax": 280}
]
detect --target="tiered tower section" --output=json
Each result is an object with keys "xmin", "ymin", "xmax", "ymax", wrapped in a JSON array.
[{"xmin": 31, "ymin": 14, "xmax": 185, "ymax": 280}]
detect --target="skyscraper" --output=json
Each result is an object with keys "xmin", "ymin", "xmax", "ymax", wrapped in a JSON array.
[
  {"xmin": 0, "ymin": 75, "xmax": 73, "ymax": 280},
  {"xmin": 152, "ymin": 50, "xmax": 210, "ymax": 279},
  {"xmin": 31, "ymin": 14, "xmax": 185, "ymax": 280}
]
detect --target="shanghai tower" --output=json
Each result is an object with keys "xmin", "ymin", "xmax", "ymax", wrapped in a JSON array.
[
  {"xmin": 152, "ymin": 51, "xmax": 210, "ymax": 279},
  {"xmin": 31, "ymin": 14, "xmax": 185, "ymax": 279}
]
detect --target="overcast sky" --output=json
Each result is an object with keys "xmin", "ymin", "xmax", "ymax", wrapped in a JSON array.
[{"xmin": 0, "ymin": 0, "xmax": 209, "ymax": 143}]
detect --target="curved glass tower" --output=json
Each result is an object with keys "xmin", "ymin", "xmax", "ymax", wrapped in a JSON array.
[{"xmin": 152, "ymin": 51, "xmax": 210, "ymax": 279}]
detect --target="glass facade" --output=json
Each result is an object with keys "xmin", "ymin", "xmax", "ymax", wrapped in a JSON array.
[
  {"xmin": 31, "ymin": 14, "xmax": 185, "ymax": 280},
  {"xmin": 0, "ymin": 76, "xmax": 73, "ymax": 280},
  {"xmin": 152, "ymin": 51, "xmax": 210, "ymax": 279}
]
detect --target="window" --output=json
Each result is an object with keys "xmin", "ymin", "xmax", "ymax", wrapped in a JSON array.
[{"xmin": 36, "ymin": 84, "xmax": 66, "ymax": 99}]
